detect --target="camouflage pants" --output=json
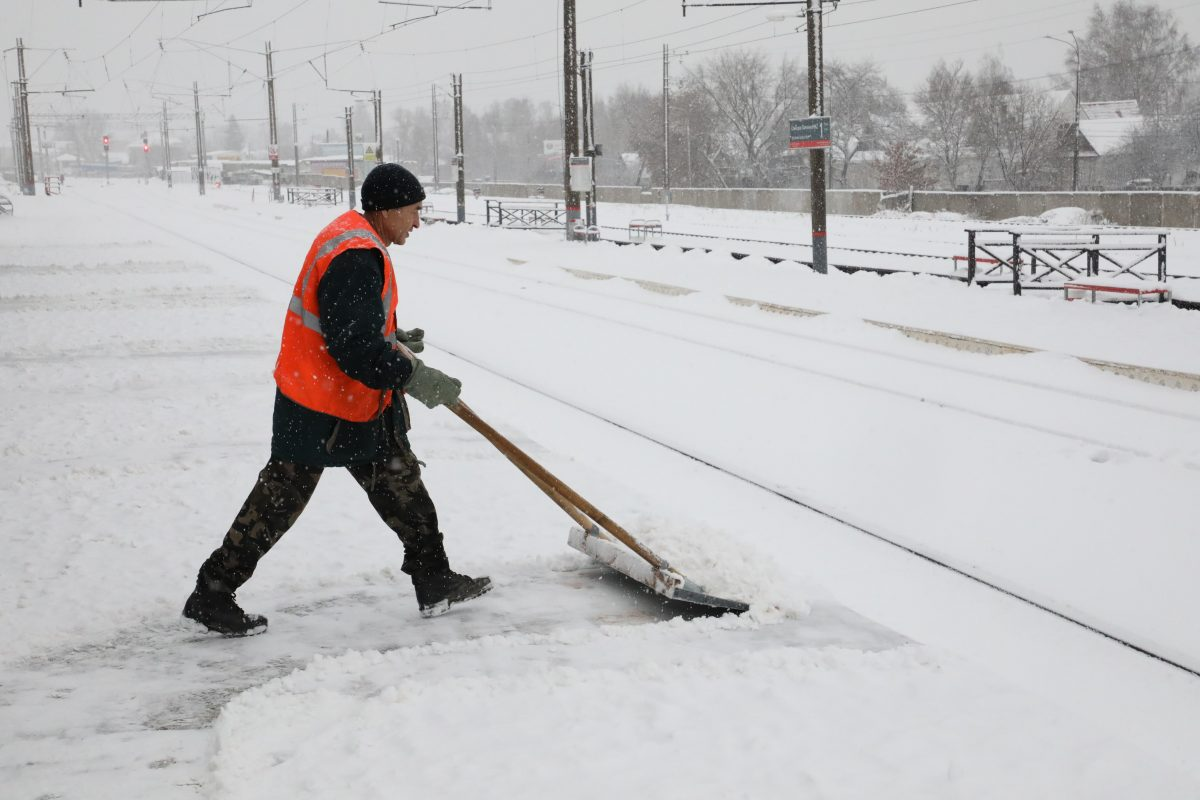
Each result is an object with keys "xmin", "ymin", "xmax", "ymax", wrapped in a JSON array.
[{"xmin": 196, "ymin": 447, "xmax": 451, "ymax": 594}]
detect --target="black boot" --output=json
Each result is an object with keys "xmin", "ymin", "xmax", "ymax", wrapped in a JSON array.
[
  {"xmin": 182, "ymin": 585, "xmax": 268, "ymax": 636},
  {"xmin": 413, "ymin": 571, "xmax": 493, "ymax": 618}
]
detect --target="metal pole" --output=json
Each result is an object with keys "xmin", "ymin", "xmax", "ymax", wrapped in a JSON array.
[
  {"xmin": 16, "ymin": 39, "xmax": 36, "ymax": 196},
  {"xmin": 806, "ymin": 0, "xmax": 828, "ymax": 274},
  {"xmin": 292, "ymin": 103, "xmax": 301, "ymax": 187},
  {"xmin": 266, "ymin": 42, "xmax": 281, "ymax": 202},
  {"xmin": 581, "ymin": 49, "xmax": 598, "ymax": 229},
  {"xmin": 345, "ymin": 106, "xmax": 356, "ymax": 210},
  {"xmin": 432, "ymin": 84, "xmax": 440, "ymax": 190},
  {"xmin": 374, "ymin": 89, "xmax": 383, "ymax": 163},
  {"xmin": 163, "ymin": 100, "xmax": 173, "ymax": 188},
  {"xmin": 563, "ymin": 0, "xmax": 581, "ymax": 240},
  {"xmin": 194, "ymin": 82, "xmax": 206, "ymax": 196},
  {"xmin": 35, "ymin": 124, "xmax": 44, "ymax": 185},
  {"xmin": 663, "ymin": 44, "xmax": 671, "ymax": 222},
  {"xmin": 453, "ymin": 74, "xmax": 465, "ymax": 223},
  {"xmin": 9, "ymin": 93, "xmax": 19, "ymax": 186},
  {"xmin": 1070, "ymin": 30, "xmax": 1080, "ymax": 192}
]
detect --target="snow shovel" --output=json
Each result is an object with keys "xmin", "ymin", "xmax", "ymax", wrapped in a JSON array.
[{"xmin": 448, "ymin": 401, "xmax": 749, "ymax": 615}]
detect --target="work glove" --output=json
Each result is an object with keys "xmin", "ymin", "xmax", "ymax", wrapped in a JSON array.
[
  {"xmin": 396, "ymin": 327, "xmax": 425, "ymax": 353},
  {"xmin": 404, "ymin": 358, "xmax": 462, "ymax": 409}
]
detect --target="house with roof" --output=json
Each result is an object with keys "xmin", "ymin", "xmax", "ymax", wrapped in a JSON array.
[
  {"xmin": 1063, "ymin": 99, "xmax": 1146, "ymax": 188},
  {"xmin": 944, "ymin": 92, "xmax": 1148, "ymax": 191}
]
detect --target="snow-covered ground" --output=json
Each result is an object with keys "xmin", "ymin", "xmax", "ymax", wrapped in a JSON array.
[
  {"xmin": 444, "ymin": 190, "xmax": 1200, "ymax": 284},
  {"xmin": 3, "ymin": 178, "xmax": 1200, "ymax": 798}
]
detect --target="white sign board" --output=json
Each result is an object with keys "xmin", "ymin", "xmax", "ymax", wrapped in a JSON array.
[{"xmin": 569, "ymin": 156, "xmax": 592, "ymax": 192}]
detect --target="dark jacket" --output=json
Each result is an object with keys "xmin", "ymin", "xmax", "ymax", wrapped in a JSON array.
[{"xmin": 271, "ymin": 246, "xmax": 416, "ymax": 467}]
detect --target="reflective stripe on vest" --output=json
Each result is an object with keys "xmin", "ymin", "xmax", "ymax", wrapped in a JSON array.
[{"xmin": 286, "ymin": 227, "xmax": 394, "ymax": 337}]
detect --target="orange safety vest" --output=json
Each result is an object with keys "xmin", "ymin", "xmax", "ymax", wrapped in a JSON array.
[{"xmin": 274, "ymin": 210, "xmax": 399, "ymax": 422}]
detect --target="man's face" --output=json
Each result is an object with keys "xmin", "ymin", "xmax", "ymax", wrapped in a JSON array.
[{"xmin": 379, "ymin": 202, "xmax": 422, "ymax": 246}]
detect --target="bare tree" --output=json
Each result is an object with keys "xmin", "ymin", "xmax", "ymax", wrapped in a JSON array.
[
  {"xmin": 966, "ymin": 55, "xmax": 1013, "ymax": 190},
  {"xmin": 1077, "ymin": 0, "xmax": 1198, "ymax": 117},
  {"xmin": 392, "ymin": 106, "xmax": 434, "ymax": 176},
  {"xmin": 685, "ymin": 49, "xmax": 805, "ymax": 186},
  {"xmin": 669, "ymin": 82, "xmax": 726, "ymax": 187},
  {"xmin": 983, "ymin": 88, "xmax": 1065, "ymax": 190},
  {"xmin": 915, "ymin": 60, "xmax": 974, "ymax": 189},
  {"xmin": 605, "ymin": 83, "xmax": 663, "ymax": 187},
  {"xmin": 474, "ymin": 97, "xmax": 541, "ymax": 182},
  {"xmin": 826, "ymin": 59, "xmax": 908, "ymax": 187}
]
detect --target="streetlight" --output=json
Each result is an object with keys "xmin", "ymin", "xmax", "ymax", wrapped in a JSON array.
[{"xmin": 1046, "ymin": 30, "xmax": 1081, "ymax": 192}]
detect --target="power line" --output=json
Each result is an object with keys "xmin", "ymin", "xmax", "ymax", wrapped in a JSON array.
[{"xmin": 826, "ymin": 0, "xmax": 984, "ymax": 30}]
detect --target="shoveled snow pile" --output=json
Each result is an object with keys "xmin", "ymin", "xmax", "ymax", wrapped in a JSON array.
[
  {"xmin": 1001, "ymin": 207, "xmax": 1107, "ymax": 226},
  {"xmin": 210, "ymin": 619, "xmax": 1190, "ymax": 800},
  {"xmin": 1039, "ymin": 206, "xmax": 1106, "ymax": 226}
]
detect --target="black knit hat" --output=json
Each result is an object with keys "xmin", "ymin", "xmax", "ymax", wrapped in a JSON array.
[{"xmin": 361, "ymin": 163, "xmax": 426, "ymax": 212}]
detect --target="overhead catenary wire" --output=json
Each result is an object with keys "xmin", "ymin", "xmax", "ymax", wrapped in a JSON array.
[{"xmin": 13, "ymin": 0, "xmax": 1199, "ymax": 140}]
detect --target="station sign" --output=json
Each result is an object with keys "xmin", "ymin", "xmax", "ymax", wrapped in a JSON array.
[{"xmin": 789, "ymin": 116, "xmax": 831, "ymax": 149}]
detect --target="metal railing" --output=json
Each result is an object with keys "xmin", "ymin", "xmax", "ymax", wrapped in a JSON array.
[
  {"xmin": 286, "ymin": 187, "xmax": 343, "ymax": 206},
  {"xmin": 484, "ymin": 199, "xmax": 565, "ymax": 229},
  {"xmin": 965, "ymin": 225, "xmax": 1167, "ymax": 295}
]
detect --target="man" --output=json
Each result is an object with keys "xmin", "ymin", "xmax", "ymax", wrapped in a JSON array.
[{"xmin": 183, "ymin": 162, "xmax": 491, "ymax": 636}]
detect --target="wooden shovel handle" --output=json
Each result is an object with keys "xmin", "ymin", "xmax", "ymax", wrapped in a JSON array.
[
  {"xmin": 506, "ymin": 451, "xmax": 595, "ymax": 531},
  {"xmin": 448, "ymin": 401, "xmax": 668, "ymax": 570}
]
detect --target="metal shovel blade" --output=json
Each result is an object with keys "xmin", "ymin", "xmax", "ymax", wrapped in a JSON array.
[{"xmin": 568, "ymin": 526, "xmax": 750, "ymax": 616}]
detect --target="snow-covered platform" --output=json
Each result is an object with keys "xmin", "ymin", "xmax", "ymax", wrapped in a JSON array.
[{"xmin": 4, "ymin": 180, "xmax": 1200, "ymax": 798}]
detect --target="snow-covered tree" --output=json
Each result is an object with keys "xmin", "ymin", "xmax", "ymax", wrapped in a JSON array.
[
  {"xmin": 1077, "ymin": 0, "xmax": 1198, "ymax": 118},
  {"xmin": 874, "ymin": 141, "xmax": 935, "ymax": 191}
]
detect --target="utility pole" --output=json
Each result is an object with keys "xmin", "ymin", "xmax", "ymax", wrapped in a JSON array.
[
  {"xmin": 35, "ymin": 125, "xmax": 45, "ymax": 184},
  {"xmin": 292, "ymin": 102, "xmax": 301, "ymax": 187},
  {"xmin": 806, "ymin": 0, "xmax": 828, "ymax": 274},
  {"xmin": 580, "ymin": 49, "xmax": 598, "ymax": 228},
  {"xmin": 15, "ymin": 39, "xmax": 36, "ymax": 196},
  {"xmin": 452, "ymin": 74, "xmax": 465, "ymax": 223},
  {"xmin": 8, "ymin": 95, "xmax": 19, "ymax": 187},
  {"xmin": 141, "ymin": 130, "xmax": 152, "ymax": 182},
  {"xmin": 1045, "ymin": 32, "xmax": 1081, "ymax": 191},
  {"xmin": 1071, "ymin": 33, "xmax": 1080, "ymax": 192},
  {"xmin": 562, "ymin": 0, "xmax": 581, "ymax": 240},
  {"xmin": 373, "ymin": 89, "xmax": 383, "ymax": 163},
  {"xmin": 266, "ymin": 42, "xmax": 282, "ymax": 202},
  {"xmin": 663, "ymin": 44, "xmax": 671, "ymax": 221},
  {"xmin": 431, "ymin": 84, "xmax": 440, "ymax": 190},
  {"xmin": 345, "ymin": 106, "xmax": 356, "ymax": 210},
  {"xmin": 194, "ymin": 81, "xmax": 206, "ymax": 196},
  {"xmin": 162, "ymin": 100, "xmax": 173, "ymax": 188}
]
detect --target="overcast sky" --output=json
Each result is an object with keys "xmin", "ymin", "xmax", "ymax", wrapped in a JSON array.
[{"xmin": 5, "ymin": 0, "xmax": 1200, "ymax": 143}]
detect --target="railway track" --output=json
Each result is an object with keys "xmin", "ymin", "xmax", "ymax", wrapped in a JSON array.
[{"xmin": 108, "ymin": 195, "xmax": 1200, "ymax": 681}]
